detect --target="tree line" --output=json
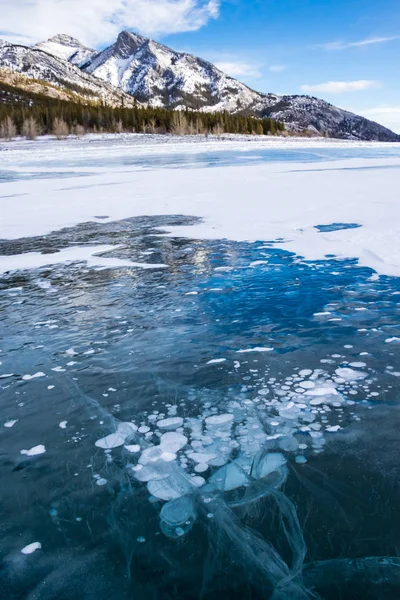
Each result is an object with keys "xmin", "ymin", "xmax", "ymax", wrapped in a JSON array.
[{"xmin": 0, "ymin": 80, "xmax": 285, "ymax": 139}]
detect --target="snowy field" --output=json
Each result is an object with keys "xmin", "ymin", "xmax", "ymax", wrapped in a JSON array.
[{"xmin": 1, "ymin": 134, "xmax": 400, "ymax": 599}]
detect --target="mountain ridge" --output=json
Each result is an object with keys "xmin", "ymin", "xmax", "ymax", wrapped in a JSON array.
[
  {"xmin": 36, "ymin": 34, "xmax": 98, "ymax": 67},
  {"xmin": 0, "ymin": 39, "xmax": 136, "ymax": 107}
]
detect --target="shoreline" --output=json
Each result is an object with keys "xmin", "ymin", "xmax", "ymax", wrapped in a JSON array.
[{"xmin": 1, "ymin": 131, "xmax": 400, "ymax": 150}]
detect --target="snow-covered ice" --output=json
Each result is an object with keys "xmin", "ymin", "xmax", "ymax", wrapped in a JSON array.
[
  {"xmin": 22, "ymin": 372, "xmax": 45, "ymax": 381},
  {"xmin": 1, "ymin": 136, "xmax": 400, "ymax": 276},
  {"xmin": 236, "ymin": 347, "xmax": 274, "ymax": 353},
  {"xmin": 20, "ymin": 445, "xmax": 46, "ymax": 456},
  {"xmin": 0, "ymin": 245, "xmax": 168, "ymax": 274},
  {"xmin": 21, "ymin": 542, "xmax": 42, "ymax": 555},
  {"xmin": 206, "ymin": 358, "xmax": 227, "ymax": 364}
]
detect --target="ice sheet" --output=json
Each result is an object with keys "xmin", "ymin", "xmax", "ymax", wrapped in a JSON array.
[{"xmin": 1, "ymin": 138, "xmax": 400, "ymax": 276}]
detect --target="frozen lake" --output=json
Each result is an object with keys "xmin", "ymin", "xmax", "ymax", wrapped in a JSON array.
[
  {"xmin": 1, "ymin": 135, "xmax": 400, "ymax": 599},
  {"xmin": 2, "ymin": 134, "xmax": 400, "ymax": 182}
]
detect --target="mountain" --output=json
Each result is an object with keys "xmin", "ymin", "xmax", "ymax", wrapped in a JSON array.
[
  {"xmin": 1, "ymin": 31, "xmax": 399, "ymax": 141},
  {"xmin": 0, "ymin": 40, "xmax": 135, "ymax": 107},
  {"xmin": 36, "ymin": 34, "xmax": 97, "ymax": 67},
  {"xmin": 83, "ymin": 31, "xmax": 278, "ymax": 113},
  {"xmin": 263, "ymin": 95, "xmax": 397, "ymax": 141},
  {"xmin": 78, "ymin": 31, "xmax": 397, "ymax": 141}
]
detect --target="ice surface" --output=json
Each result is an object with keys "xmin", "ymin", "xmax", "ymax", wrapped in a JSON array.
[
  {"xmin": 2, "ymin": 137, "xmax": 400, "ymax": 276},
  {"xmin": 2, "ymin": 139, "xmax": 398, "ymax": 596}
]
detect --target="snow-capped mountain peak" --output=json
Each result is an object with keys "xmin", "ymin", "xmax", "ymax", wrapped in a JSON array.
[
  {"xmin": 82, "ymin": 30, "xmax": 274, "ymax": 113},
  {"xmin": 0, "ymin": 39, "xmax": 136, "ymax": 107},
  {"xmin": 36, "ymin": 34, "xmax": 97, "ymax": 67},
  {"xmin": 114, "ymin": 30, "xmax": 149, "ymax": 57}
]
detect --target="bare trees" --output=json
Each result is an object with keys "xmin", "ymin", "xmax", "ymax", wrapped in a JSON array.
[
  {"xmin": 115, "ymin": 119, "xmax": 124, "ymax": 133},
  {"xmin": 212, "ymin": 123, "xmax": 223, "ymax": 138},
  {"xmin": 144, "ymin": 118, "xmax": 157, "ymax": 134},
  {"xmin": 0, "ymin": 116, "xmax": 17, "ymax": 140},
  {"xmin": 72, "ymin": 124, "xmax": 86, "ymax": 137},
  {"xmin": 53, "ymin": 117, "xmax": 69, "ymax": 139},
  {"xmin": 170, "ymin": 111, "xmax": 189, "ymax": 135},
  {"xmin": 22, "ymin": 117, "xmax": 39, "ymax": 140}
]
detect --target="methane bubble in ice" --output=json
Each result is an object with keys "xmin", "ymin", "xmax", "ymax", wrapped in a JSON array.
[{"xmin": 160, "ymin": 496, "xmax": 196, "ymax": 538}]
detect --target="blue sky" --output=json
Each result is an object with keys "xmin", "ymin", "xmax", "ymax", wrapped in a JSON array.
[
  {"xmin": 163, "ymin": 0, "xmax": 400, "ymax": 131},
  {"xmin": 2, "ymin": 0, "xmax": 400, "ymax": 131}
]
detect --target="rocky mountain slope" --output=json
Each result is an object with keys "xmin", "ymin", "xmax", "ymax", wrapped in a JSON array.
[
  {"xmin": 83, "ymin": 31, "xmax": 278, "ymax": 113},
  {"xmin": 36, "ymin": 34, "xmax": 97, "ymax": 67},
  {"xmin": 264, "ymin": 95, "xmax": 397, "ymax": 141},
  {"xmin": 1, "ymin": 32, "xmax": 399, "ymax": 141},
  {"xmin": 0, "ymin": 39, "xmax": 135, "ymax": 107}
]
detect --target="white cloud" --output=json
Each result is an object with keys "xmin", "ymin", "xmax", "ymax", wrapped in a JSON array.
[
  {"xmin": 301, "ymin": 80, "xmax": 379, "ymax": 94},
  {"xmin": 355, "ymin": 107, "xmax": 400, "ymax": 134},
  {"xmin": 268, "ymin": 64, "xmax": 286, "ymax": 72},
  {"xmin": 322, "ymin": 35, "xmax": 400, "ymax": 50},
  {"xmin": 214, "ymin": 60, "xmax": 262, "ymax": 79},
  {"xmin": 0, "ymin": 0, "xmax": 220, "ymax": 47}
]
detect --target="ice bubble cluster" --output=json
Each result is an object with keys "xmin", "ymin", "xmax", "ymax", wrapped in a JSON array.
[
  {"xmin": 95, "ymin": 422, "xmax": 138, "ymax": 449},
  {"xmin": 93, "ymin": 355, "xmax": 375, "ymax": 542}
]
